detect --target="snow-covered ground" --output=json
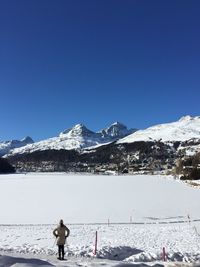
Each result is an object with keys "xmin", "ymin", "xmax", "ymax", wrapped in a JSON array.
[
  {"xmin": 0, "ymin": 173, "xmax": 200, "ymax": 266},
  {"xmin": 1, "ymin": 222, "xmax": 200, "ymax": 266}
]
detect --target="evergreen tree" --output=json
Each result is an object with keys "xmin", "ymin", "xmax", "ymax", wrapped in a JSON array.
[{"xmin": 0, "ymin": 158, "xmax": 15, "ymax": 173}]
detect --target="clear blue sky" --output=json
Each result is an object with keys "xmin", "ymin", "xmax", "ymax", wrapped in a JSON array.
[{"xmin": 0, "ymin": 0, "xmax": 200, "ymax": 141}]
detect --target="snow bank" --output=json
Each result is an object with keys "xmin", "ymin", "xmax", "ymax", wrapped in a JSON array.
[
  {"xmin": 0, "ymin": 255, "xmax": 53, "ymax": 266},
  {"xmin": 0, "ymin": 253, "xmax": 189, "ymax": 267}
]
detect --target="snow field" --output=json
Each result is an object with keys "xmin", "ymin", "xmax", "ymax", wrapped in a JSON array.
[
  {"xmin": 0, "ymin": 173, "xmax": 200, "ymax": 225},
  {"xmin": 1, "ymin": 222, "xmax": 200, "ymax": 263}
]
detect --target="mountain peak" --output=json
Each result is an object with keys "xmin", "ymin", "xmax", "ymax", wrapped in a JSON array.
[
  {"xmin": 178, "ymin": 115, "xmax": 200, "ymax": 123},
  {"xmin": 179, "ymin": 115, "xmax": 194, "ymax": 122},
  {"xmin": 61, "ymin": 123, "xmax": 96, "ymax": 137},
  {"xmin": 9, "ymin": 136, "xmax": 34, "ymax": 146},
  {"xmin": 100, "ymin": 122, "xmax": 137, "ymax": 139},
  {"xmin": 0, "ymin": 136, "xmax": 34, "ymax": 156},
  {"xmin": 21, "ymin": 136, "xmax": 34, "ymax": 144},
  {"xmin": 111, "ymin": 121, "xmax": 126, "ymax": 127},
  {"xmin": 73, "ymin": 123, "xmax": 88, "ymax": 130}
]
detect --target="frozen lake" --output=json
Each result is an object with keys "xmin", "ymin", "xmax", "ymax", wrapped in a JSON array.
[{"xmin": 0, "ymin": 173, "xmax": 199, "ymax": 224}]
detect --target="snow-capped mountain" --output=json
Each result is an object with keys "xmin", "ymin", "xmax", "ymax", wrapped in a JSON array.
[
  {"xmin": 6, "ymin": 123, "xmax": 135, "ymax": 156},
  {"xmin": 0, "ymin": 136, "xmax": 34, "ymax": 156},
  {"xmin": 100, "ymin": 122, "xmax": 137, "ymax": 139},
  {"xmin": 60, "ymin": 124, "xmax": 98, "ymax": 137},
  {"xmin": 118, "ymin": 115, "xmax": 200, "ymax": 144},
  {"xmin": 6, "ymin": 116, "xmax": 200, "ymax": 174},
  {"xmin": 4, "ymin": 116, "xmax": 200, "ymax": 158}
]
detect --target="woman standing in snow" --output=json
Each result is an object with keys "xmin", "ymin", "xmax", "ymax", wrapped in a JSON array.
[{"xmin": 53, "ymin": 219, "xmax": 70, "ymax": 260}]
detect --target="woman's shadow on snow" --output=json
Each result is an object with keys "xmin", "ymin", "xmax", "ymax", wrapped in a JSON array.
[{"xmin": 0, "ymin": 255, "xmax": 58, "ymax": 267}]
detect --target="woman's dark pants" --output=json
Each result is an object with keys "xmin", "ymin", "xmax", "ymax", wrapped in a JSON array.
[{"xmin": 58, "ymin": 245, "xmax": 64, "ymax": 259}]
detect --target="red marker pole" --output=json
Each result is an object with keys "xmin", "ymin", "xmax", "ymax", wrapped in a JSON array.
[
  {"xmin": 94, "ymin": 231, "xmax": 98, "ymax": 255},
  {"xmin": 162, "ymin": 247, "xmax": 166, "ymax": 261}
]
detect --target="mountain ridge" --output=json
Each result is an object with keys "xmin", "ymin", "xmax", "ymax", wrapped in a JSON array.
[
  {"xmin": 3, "ymin": 122, "xmax": 136, "ymax": 157},
  {"xmin": 2, "ymin": 115, "xmax": 200, "ymax": 161},
  {"xmin": 0, "ymin": 136, "xmax": 34, "ymax": 157},
  {"xmin": 5, "ymin": 115, "xmax": 200, "ymax": 175},
  {"xmin": 118, "ymin": 115, "xmax": 200, "ymax": 143}
]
